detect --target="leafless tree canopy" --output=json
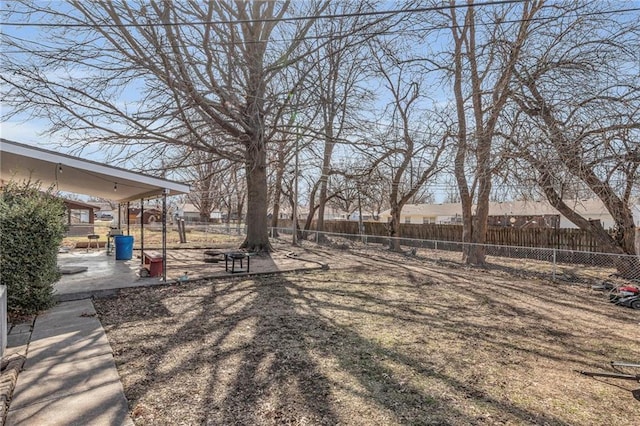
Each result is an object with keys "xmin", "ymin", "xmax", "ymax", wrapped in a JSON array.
[
  {"xmin": 507, "ymin": 1, "xmax": 640, "ymax": 269},
  {"xmin": 1, "ymin": 1, "xmax": 638, "ymax": 263},
  {"xmin": 2, "ymin": 0, "xmax": 337, "ymax": 251}
]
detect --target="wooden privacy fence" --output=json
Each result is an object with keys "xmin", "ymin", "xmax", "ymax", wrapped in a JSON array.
[{"xmin": 279, "ymin": 220, "xmax": 616, "ymax": 253}]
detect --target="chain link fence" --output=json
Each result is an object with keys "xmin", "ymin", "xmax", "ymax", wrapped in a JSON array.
[
  {"xmin": 110, "ymin": 222, "xmax": 639, "ymax": 284},
  {"xmin": 270, "ymin": 226, "xmax": 640, "ymax": 284}
]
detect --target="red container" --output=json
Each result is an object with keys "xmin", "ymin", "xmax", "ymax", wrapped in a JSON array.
[{"xmin": 149, "ymin": 259, "xmax": 163, "ymax": 277}]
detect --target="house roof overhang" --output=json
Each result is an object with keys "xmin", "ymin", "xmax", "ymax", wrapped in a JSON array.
[{"xmin": 1, "ymin": 139, "xmax": 190, "ymax": 202}]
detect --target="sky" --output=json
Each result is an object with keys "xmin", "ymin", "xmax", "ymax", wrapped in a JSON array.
[
  {"xmin": 1, "ymin": 117, "xmax": 54, "ymax": 147},
  {"xmin": 2, "ymin": 1, "xmax": 639, "ymax": 206}
]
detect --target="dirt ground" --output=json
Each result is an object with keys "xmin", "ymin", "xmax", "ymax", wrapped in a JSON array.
[{"xmin": 94, "ymin": 241, "xmax": 640, "ymax": 425}]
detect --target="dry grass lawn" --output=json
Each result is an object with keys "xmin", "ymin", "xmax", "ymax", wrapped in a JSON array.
[
  {"xmin": 64, "ymin": 221, "xmax": 244, "ymax": 249},
  {"xmin": 95, "ymin": 245, "xmax": 640, "ymax": 425}
]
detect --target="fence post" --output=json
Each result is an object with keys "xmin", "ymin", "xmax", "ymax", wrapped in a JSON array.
[
  {"xmin": 552, "ymin": 249, "xmax": 557, "ymax": 281},
  {"xmin": 435, "ymin": 240, "xmax": 438, "ymax": 251},
  {"xmin": 316, "ymin": 231, "xmax": 319, "ymax": 244}
]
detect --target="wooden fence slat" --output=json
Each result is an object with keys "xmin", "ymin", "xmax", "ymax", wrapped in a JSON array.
[{"xmin": 280, "ymin": 219, "xmax": 613, "ymax": 253}]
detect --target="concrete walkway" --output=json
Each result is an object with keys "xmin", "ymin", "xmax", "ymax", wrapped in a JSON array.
[{"xmin": 6, "ymin": 300, "xmax": 133, "ymax": 426}]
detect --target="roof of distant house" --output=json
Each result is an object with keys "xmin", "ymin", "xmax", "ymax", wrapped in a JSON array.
[{"xmin": 379, "ymin": 199, "xmax": 633, "ymax": 219}]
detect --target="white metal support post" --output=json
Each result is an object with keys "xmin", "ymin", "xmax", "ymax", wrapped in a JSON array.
[
  {"xmin": 162, "ymin": 189, "xmax": 169, "ymax": 281},
  {"xmin": 140, "ymin": 200, "xmax": 145, "ymax": 265}
]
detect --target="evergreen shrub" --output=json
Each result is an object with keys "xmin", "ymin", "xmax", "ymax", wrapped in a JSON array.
[{"xmin": 0, "ymin": 181, "xmax": 66, "ymax": 314}]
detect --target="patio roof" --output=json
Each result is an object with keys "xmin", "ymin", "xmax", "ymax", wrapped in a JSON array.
[{"xmin": 1, "ymin": 138, "xmax": 190, "ymax": 202}]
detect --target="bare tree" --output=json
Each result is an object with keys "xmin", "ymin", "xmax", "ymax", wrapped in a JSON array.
[
  {"xmin": 325, "ymin": 171, "xmax": 359, "ymax": 220},
  {"xmin": 507, "ymin": 3, "xmax": 640, "ymax": 276},
  {"xmin": 365, "ymin": 40, "xmax": 448, "ymax": 251},
  {"xmin": 444, "ymin": 0, "xmax": 543, "ymax": 264},
  {"xmin": 214, "ymin": 164, "xmax": 246, "ymax": 225},
  {"xmin": 185, "ymin": 151, "xmax": 236, "ymax": 222},
  {"xmin": 357, "ymin": 166, "xmax": 389, "ymax": 220},
  {"xmin": 302, "ymin": 2, "xmax": 374, "ymax": 240},
  {"xmin": 326, "ymin": 156, "xmax": 389, "ymax": 222},
  {"xmin": 1, "ymin": 0, "xmax": 331, "ymax": 252},
  {"xmin": 267, "ymin": 134, "xmax": 292, "ymax": 236}
]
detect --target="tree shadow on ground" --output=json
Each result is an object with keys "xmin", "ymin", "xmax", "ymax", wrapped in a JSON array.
[{"xmin": 97, "ymin": 263, "xmax": 587, "ymax": 425}]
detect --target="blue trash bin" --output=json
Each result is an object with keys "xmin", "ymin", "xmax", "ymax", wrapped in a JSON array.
[{"xmin": 114, "ymin": 235, "xmax": 134, "ymax": 260}]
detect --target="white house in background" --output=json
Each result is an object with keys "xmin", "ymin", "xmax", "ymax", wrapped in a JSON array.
[
  {"xmin": 271, "ymin": 204, "xmax": 378, "ymax": 221},
  {"xmin": 488, "ymin": 199, "xmax": 636, "ymax": 229},
  {"xmin": 378, "ymin": 199, "xmax": 640, "ymax": 229},
  {"xmin": 177, "ymin": 203, "xmax": 222, "ymax": 222},
  {"xmin": 632, "ymin": 201, "xmax": 640, "ymax": 224},
  {"xmin": 378, "ymin": 203, "xmax": 465, "ymax": 225}
]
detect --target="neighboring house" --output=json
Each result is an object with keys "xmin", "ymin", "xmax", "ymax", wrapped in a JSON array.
[
  {"xmin": 176, "ymin": 203, "xmax": 222, "ymax": 222},
  {"xmin": 323, "ymin": 206, "xmax": 354, "ymax": 221},
  {"xmin": 632, "ymin": 201, "xmax": 640, "ymax": 225},
  {"xmin": 274, "ymin": 206, "xmax": 358, "ymax": 221},
  {"xmin": 271, "ymin": 206, "xmax": 309, "ymax": 221},
  {"xmin": 378, "ymin": 199, "xmax": 640, "ymax": 230},
  {"xmin": 179, "ymin": 203, "xmax": 223, "ymax": 222},
  {"xmin": 177, "ymin": 203, "xmax": 201, "ymax": 222},
  {"xmin": 378, "ymin": 203, "xmax": 465, "ymax": 225},
  {"xmin": 63, "ymin": 199, "xmax": 100, "ymax": 236},
  {"xmin": 127, "ymin": 207, "xmax": 162, "ymax": 224}
]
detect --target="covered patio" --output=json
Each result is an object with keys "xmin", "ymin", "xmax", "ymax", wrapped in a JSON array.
[{"xmin": 1, "ymin": 138, "xmax": 190, "ymax": 285}]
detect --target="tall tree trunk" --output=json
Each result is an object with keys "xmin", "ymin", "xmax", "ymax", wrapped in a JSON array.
[
  {"xmin": 467, "ymin": 133, "xmax": 492, "ymax": 265},
  {"xmin": 388, "ymin": 202, "xmax": 402, "ymax": 252},
  {"xmin": 316, "ymin": 125, "xmax": 335, "ymax": 242},
  {"xmin": 242, "ymin": 133, "xmax": 271, "ymax": 252},
  {"xmin": 270, "ymin": 141, "xmax": 288, "ymax": 237},
  {"xmin": 271, "ymin": 175, "xmax": 283, "ymax": 237},
  {"xmin": 452, "ymin": 10, "xmax": 473, "ymax": 260},
  {"xmin": 316, "ymin": 175, "xmax": 329, "ymax": 240},
  {"xmin": 303, "ymin": 204, "xmax": 320, "ymax": 235},
  {"xmin": 450, "ymin": 1, "xmax": 540, "ymax": 265}
]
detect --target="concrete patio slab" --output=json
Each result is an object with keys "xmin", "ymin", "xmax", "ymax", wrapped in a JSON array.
[
  {"xmin": 54, "ymin": 246, "xmax": 328, "ymax": 301},
  {"xmin": 58, "ymin": 265, "xmax": 88, "ymax": 274},
  {"xmin": 34, "ymin": 298, "xmax": 96, "ymax": 317},
  {"xmin": 28, "ymin": 317, "xmax": 103, "ymax": 343},
  {"xmin": 31, "ymin": 300, "xmax": 98, "ymax": 331}
]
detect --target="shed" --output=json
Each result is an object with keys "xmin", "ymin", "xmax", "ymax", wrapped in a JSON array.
[{"xmin": 62, "ymin": 198, "xmax": 101, "ymax": 236}]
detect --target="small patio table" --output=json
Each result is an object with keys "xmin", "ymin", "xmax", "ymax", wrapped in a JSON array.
[{"xmin": 224, "ymin": 252, "xmax": 250, "ymax": 273}]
